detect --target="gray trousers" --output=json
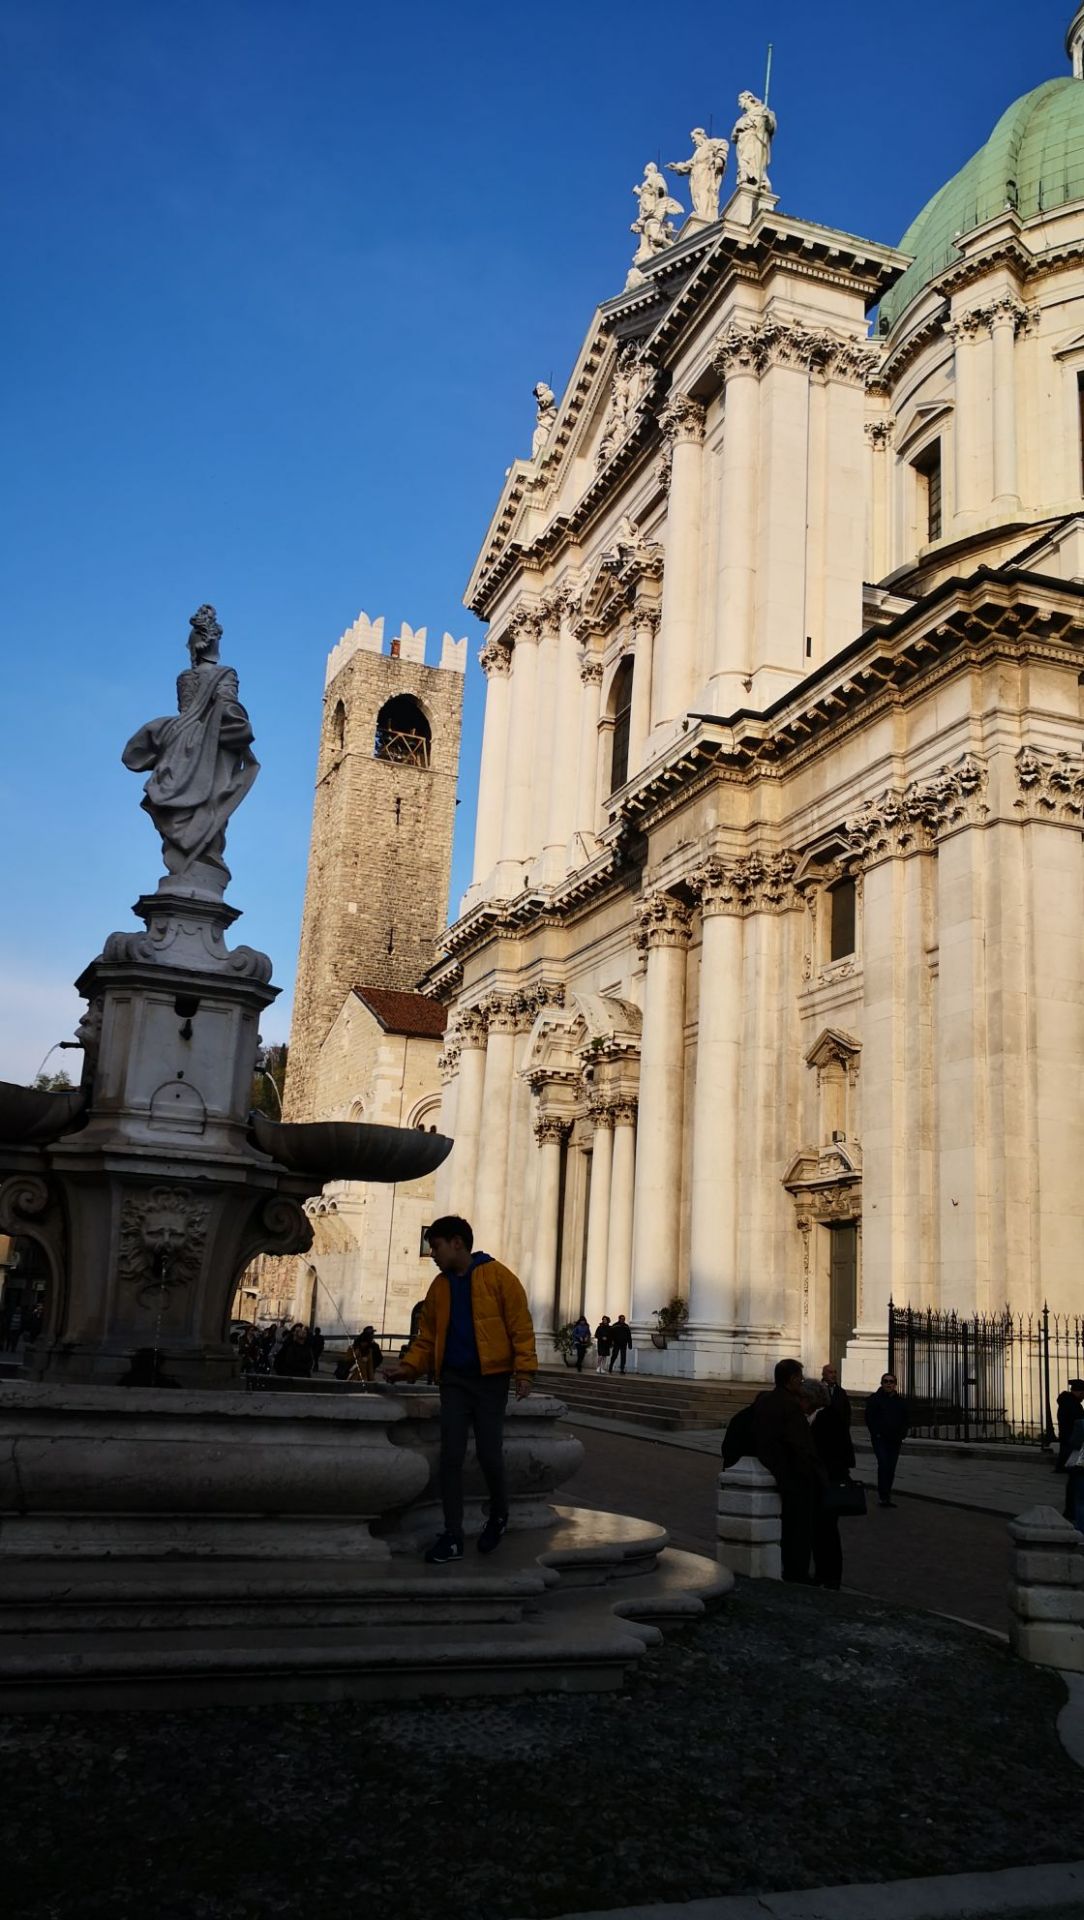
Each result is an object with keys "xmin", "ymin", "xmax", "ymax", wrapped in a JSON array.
[{"xmin": 438, "ymin": 1369, "xmax": 512, "ymax": 1539}]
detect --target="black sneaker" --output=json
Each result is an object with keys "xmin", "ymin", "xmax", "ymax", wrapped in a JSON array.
[
  {"xmin": 424, "ymin": 1532, "xmax": 464, "ymax": 1564},
  {"xmin": 477, "ymin": 1514, "xmax": 508, "ymax": 1555}
]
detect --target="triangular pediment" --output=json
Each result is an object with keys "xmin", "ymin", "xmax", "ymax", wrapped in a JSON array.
[{"xmin": 805, "ymin": 1027, "xmax": 862, "ymax": 1072}]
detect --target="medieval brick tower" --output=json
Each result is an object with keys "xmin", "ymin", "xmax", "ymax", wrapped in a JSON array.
[{"xmin": 284, "ymin": 612, "xmax": 465, "ymax": 1123}]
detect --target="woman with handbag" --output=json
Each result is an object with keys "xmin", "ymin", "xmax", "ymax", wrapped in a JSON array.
[{"xmin": 805, "ymin": 1380, "xmax": 861, "ymax": 1590}]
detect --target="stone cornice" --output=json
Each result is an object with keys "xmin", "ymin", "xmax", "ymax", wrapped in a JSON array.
[{"xmin": 1014, "ymin": 745, "xmax": 1084, "ymax": 821}]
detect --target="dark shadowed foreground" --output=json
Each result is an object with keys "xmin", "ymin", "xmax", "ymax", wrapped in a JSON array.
[{"xmin": 1, "ymin": 1582, "xmax": 1079, "ymax": 1920}]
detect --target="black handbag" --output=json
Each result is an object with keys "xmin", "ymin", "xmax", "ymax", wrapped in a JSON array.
[{"xmin": 821, "ymin": 1477, "xmax": 868, "ymax": 1518}]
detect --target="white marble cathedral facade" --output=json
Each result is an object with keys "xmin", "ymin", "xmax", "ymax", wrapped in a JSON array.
[{"xmin": 428, "ymin": 18, "xmax": 1084, "ymax": 1386}]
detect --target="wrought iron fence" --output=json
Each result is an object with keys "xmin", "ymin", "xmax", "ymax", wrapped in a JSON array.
[{"xmin": 887, "ymin": 1302, "xmax": 1084, "ymax": 1445}]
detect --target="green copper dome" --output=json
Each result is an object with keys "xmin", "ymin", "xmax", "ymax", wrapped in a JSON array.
[{"xmin": 881, "ymin": 75, "xmax": 1084, "ymax": 329}]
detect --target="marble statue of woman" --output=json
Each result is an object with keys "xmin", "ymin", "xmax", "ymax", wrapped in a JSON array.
[
  {"xmin": 532, "ymin": 381, "xmax": 557, "ymax": 458},
  {"xmin": 732, "ymin": 90, "xmax": 777, "ymax": 190},
  {"xmin": 668, "ymin": 128, "xmax": 730, "ymax": 223},
  {"xmin": 630, "ymin": 162, "xmax": 683, "ymax": 264},
  {"xmin": 122, "ymin": 604, "xmax": 259, "ymax": 895}
]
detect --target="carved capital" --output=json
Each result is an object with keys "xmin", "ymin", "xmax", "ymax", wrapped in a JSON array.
[
  {"xmin": 712, "ymin": 323, "xmax": 763, "ymax": 377},
  {"xmin": 480, "ymin": 640, "xmax": 512, "ymax": 677},
  {"xmin": 697, "ymin": 851, "xmax": 799, "ymax": 915},
  {"xmin": 657, "ymin": 393, "xmax": 706, "ymax": 446},
  {"xmin": 610, "ymin": 1098, "xmax": 639, "ymax": 1127},
  {"xmin": 437, "ymin": 1043, "xmax": 460, "ymax": 1085},
  {"xmin": 844, "ymin": 753, "xmax": 989, "ymax": 861},
  {"xmin": 579, "ymin": 655, "xmax": 604, "ymax": 686},
  {"xmin": 1014, "ymin": 745, "xmax": 1084, "ymax": 820},
  {"xmin": 636, "ymin": 892, "xmax": 692, "ymax": 952},
  {"xmin": 587, "ymin": 1098, "xmax": 616, "ymax": 1132},
  {"xmin": 456, "ymin": 1007, "xmax": 489, "ymax": 1050},
  {"xmin": 534, "ymin": 1115, "xmax": 571, "ymax": 1147},
  {"xmin": 864, "ymin": 418, "xmax": 894, "ymax": 450}
]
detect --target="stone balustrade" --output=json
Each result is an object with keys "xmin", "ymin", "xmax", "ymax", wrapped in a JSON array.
[{"xmin": 716, "ymin": 1456, "xmax": 782, "ymax": 1579}]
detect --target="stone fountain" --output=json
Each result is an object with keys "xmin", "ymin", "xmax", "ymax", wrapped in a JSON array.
[{"xmin": 0, "ymin": 607, "xmax": 728, "ymax": 1707}]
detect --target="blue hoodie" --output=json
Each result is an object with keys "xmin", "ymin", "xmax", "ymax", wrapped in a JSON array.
[{"xmin": 440, "ymin": 1251, "xmax": 493, "ymax": 1374}]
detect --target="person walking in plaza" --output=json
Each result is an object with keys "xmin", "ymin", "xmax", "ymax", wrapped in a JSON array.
[
  {"xmin": 753, "ymin": 1358, "xmax": 823, "ymax": 1582},
  {"xmin": 384, "ymin": 1215, "xmax": 537, "ymax": 1564},
  {"xmin": 608, "ymin": 1313, "xmax": 633, "ymax": 1374},
  {"xmin": 821, "ymin": 1361, "xmax": 851, "ymax": 1426},
  {"xmin": 338, "ymin": 1326, "xmax": 383, "ymax": 1383},
  {"xmin": 865, "ymin": 1371, "xmax": 909, "ymax": 1506},
  {"xmin": 571, "ymin": 1314, "xmax": 591, "ymax": 1371},
  {"xmin": 594, "ymin": 1315, "xmax": 613, "ymax": 1373},
  {"xmin": 1054, "ymin": 1378, "xmax": 1084, "ymax": 1472},
  {"xmin": 806, "ymin": 1379, "xmax": 857, "ymax": 1590},
  {"xmin": 310, "ymin": 1325, "xmax": 325, "ymax": 1373}
]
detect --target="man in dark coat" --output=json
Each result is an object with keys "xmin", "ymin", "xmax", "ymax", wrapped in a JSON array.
[
  {"xmin": 753, "ymin": 1358, "xmax": 823, "ymax": 1582},
  {"xmin": 865, "ymin": 1372, "xmax": 909, "ymax": 1506},
  {"xmin": 807, "ymin": 1381, "xmax": 857, "ymax": 1589},
  {"xmin": 1054, "ymin": 1380, "xmax": 1084, "ymax": 1472},
  {"xmin": 820, "ymin": 1362, "xmax": 852, "ymax": 1426},
  {"xmin": 608, "ymin": 1314, "xmax": 633, "ymax": 1374},
  {"xmin": 274, "ymin": 1323, "xmax": 315, "ymax": 1378}
]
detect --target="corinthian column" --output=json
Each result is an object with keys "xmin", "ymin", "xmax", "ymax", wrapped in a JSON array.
[
  {"xmin": 471, "ymin": 640, "xmax": 511, "ymax": 888},
  {"xmin": 948, "ymin": 309, "xmax": 987, "ymax": 534},
  {"xmin": 433, "ymin": 1037, "xmax": 461, "ymax": 1214},
  {"xmin": 532, "ymin": 600, "xmax": 560, "ymax": 882},
  {"xmin": 688, "ymin": 867, "xmax": 744, "ymax": 1336},
  {"xmin": 990, "ymin": 297, "xmax": 1022, "ymax": 513},
  {"xmin": 864, "ymin": 419, "xmax": 893, "ymax": 581},
  {"xmin": 544, "ymin": 595, "xmax": 580, "ymax": 881},
  {"xmin": 712, "ymin": 332, "xmax": 760, "ymax": 698},
  {"xmin": 630, "ymin": 894, "xmax": 692, "ymax": 1327},
  {"xmin": 446, "ymin": 1009, "xmax": 487, "ymax": 1221},
  {"xmin": 654, "ymin": 395, "xmax": 706, "ymax": 730},
  {"xmin": 529, "ymin": 1113, "xmax": 569, "ymax": 1327},
  {"xmin": 628, "ymin": 605, "xmax": 658, "ymax": 776},
  {"xmin": 498, "ymin": 614, "xmax": 539, "ymax": 890},
  {"xmin": 473, "ymin": 997, "xmax": 519, "ymax": 1248},
  {"xmin": 571, "ymin": 655, "xmax": 603, "ymax": 861},
  {"xmin": 582, "ymin": 1102, "xmax": 614, "ymax": 1326},
  {"xmin": 606, "ymin": 1099, "xmax": 637, "ymax": 1321}
]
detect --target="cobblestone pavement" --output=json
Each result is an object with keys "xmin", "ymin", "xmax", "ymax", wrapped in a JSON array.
[{"xmin": 563, "ymin": 1421, "xmax": 1017, "ymax": 1633}]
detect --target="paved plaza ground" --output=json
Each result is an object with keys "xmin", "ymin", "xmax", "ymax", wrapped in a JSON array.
[{"xmin": 563, "ymin": 1419, "xmax": 1056, "ymax": 1633}]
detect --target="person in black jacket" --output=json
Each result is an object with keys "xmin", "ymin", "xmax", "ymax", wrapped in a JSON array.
[
  {"xmin": 865, "ymin": 1372, "xmax": 909, "ymax": 1506},
  {"xmin": 753, "ymin": 1358, "xmax": 823, "ymax": 1582},
  {"xmin": 820, "ymin": 1362, "xmax": 852, "ymax": 1426},
  {"xmin": 806, "ymin": 1381, "xmax": 857, "ymax": 1589},
  {"xmin": 311, "ymin": 1325, "xmax": 326, "ymax": 1373},
  {"xmin": 1054, "ymin": 1380, "xmax": 1084, "ymax": 1472},
  {"xmin": 608, "ymin": 1314, "xmax": 633, "ymax": 1374},
  {"xmin": 274, "ymin": 1323, "xmax": 315, "ymax": 1378}
]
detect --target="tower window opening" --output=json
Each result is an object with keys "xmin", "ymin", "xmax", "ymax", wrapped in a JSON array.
[
  {"xmin": 914, "ymin": 440, "xmax": 942, "ymax": 543},
  {"xmin": 374, "ymin": 695, "xmax": 431, "ymax": 767},
  {"xmin": 330, "ymin": 700, "xmax": 346, "ymax": 752},
  {"xmin": 394, "ymin": 796, "xmax": 402, "ymax": 826},
  {"xmin": 829, "ymin": 876, "xmax": 856, "ymax": 961},
  {"xmin": 387, "ymin": 925, "xmax": 395, "ymax": 954},
  {"xmin": 608, "ymin": 657, "xmax": 635, "ymax": 795},
  {"xmin": 1077, "ymin": 373, "xmax": 1084, "ymax": 493}
]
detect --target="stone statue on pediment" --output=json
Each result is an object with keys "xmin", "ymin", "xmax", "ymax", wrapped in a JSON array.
[
  {"xmin": 630, "ymin": 162, "xmax": 684, "ymax": 266},
  {"xmin": 668, "ymin": 128, "xmax": 730, "ymax": 223},
  {"xmin": 732, "ymin": 90, "xmax": 777, "ymax": 190},
  {"xmin": 532, "ymin": 382, "xmax": 557, "ymax": 458}
]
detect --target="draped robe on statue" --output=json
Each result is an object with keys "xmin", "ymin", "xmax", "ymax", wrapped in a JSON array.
[{"xmin": 122, "ymin": 663, "xmax": 259, "ymax": 886}]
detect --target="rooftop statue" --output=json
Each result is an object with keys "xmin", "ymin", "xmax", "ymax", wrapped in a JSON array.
[
  {"xmin": 532, "ymin": 381, "xmax": 557, "ymax": 458},
  {"xmin": 667, "ymin": 128, "xmax": 730, "ymax": 223},
  {"xmin": 122, "ymin": 604, "xmax": 259, "ymax": 896},
  {"xmin": 630, "ymin": 162, "xmax": 684, "ymax": 266},
  {"xmin": 732, "ymin": 90, "xmax": 777, "ymax": 190}
]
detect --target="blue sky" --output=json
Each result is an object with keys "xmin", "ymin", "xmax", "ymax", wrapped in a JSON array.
[{"xmin": 0, "ymin": 0, "xmax": 1071, "ymax": 1081}]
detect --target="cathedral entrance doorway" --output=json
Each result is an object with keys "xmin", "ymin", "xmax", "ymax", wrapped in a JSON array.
[{"xmin": 828, "ymin": 1223, "xmax": 858, "ymax": 1374}]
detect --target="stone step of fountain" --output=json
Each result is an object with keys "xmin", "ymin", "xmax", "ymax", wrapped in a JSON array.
[{"xmin": 0, "ymin": 1510, "xmax": 732, "ymax": 1709}]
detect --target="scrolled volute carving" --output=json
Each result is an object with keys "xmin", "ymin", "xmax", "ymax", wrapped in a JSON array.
[
  {"xmin": 534, "ymin": 1114, "xmax": 571, "ymax": 1147},
  {"xmin": 657, "ymin": 393, "xmax": 706, "ymax": 447},
  {"xmin": 844, "ymin": 753, "xmax": 988, "ymax": 861}
]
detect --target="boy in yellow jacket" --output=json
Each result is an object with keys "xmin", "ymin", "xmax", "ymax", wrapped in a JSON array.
[{"xmin": 385, "ymin": 1215, "xmax": 537, "ymax": 1562}]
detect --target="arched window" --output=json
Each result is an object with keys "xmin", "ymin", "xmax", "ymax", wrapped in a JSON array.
[
  {"xmin": 374, "ymin": 695, "xmax": 431, "ymax": 767},
  {"xmin": 330, "ymin": 700, "xmax": 346, "ymax": 752},
  {"xmin": 608, "ymin": 658, "xmax": 635, "ymax": 794}
]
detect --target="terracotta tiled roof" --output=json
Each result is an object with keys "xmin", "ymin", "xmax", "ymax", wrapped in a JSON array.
[{"xmin": 352, "ymin": 986, "xmax": 447, "ymax": 1038}]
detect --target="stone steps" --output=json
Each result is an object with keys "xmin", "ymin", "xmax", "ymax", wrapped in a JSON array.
[
  {"xmin": 540, "ymin": 1368, "xmax": 750, "ymax": 1431},
  {"xmin": 0, "ymin": 1506, "xmax": 732, "ymax": 1709}
]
